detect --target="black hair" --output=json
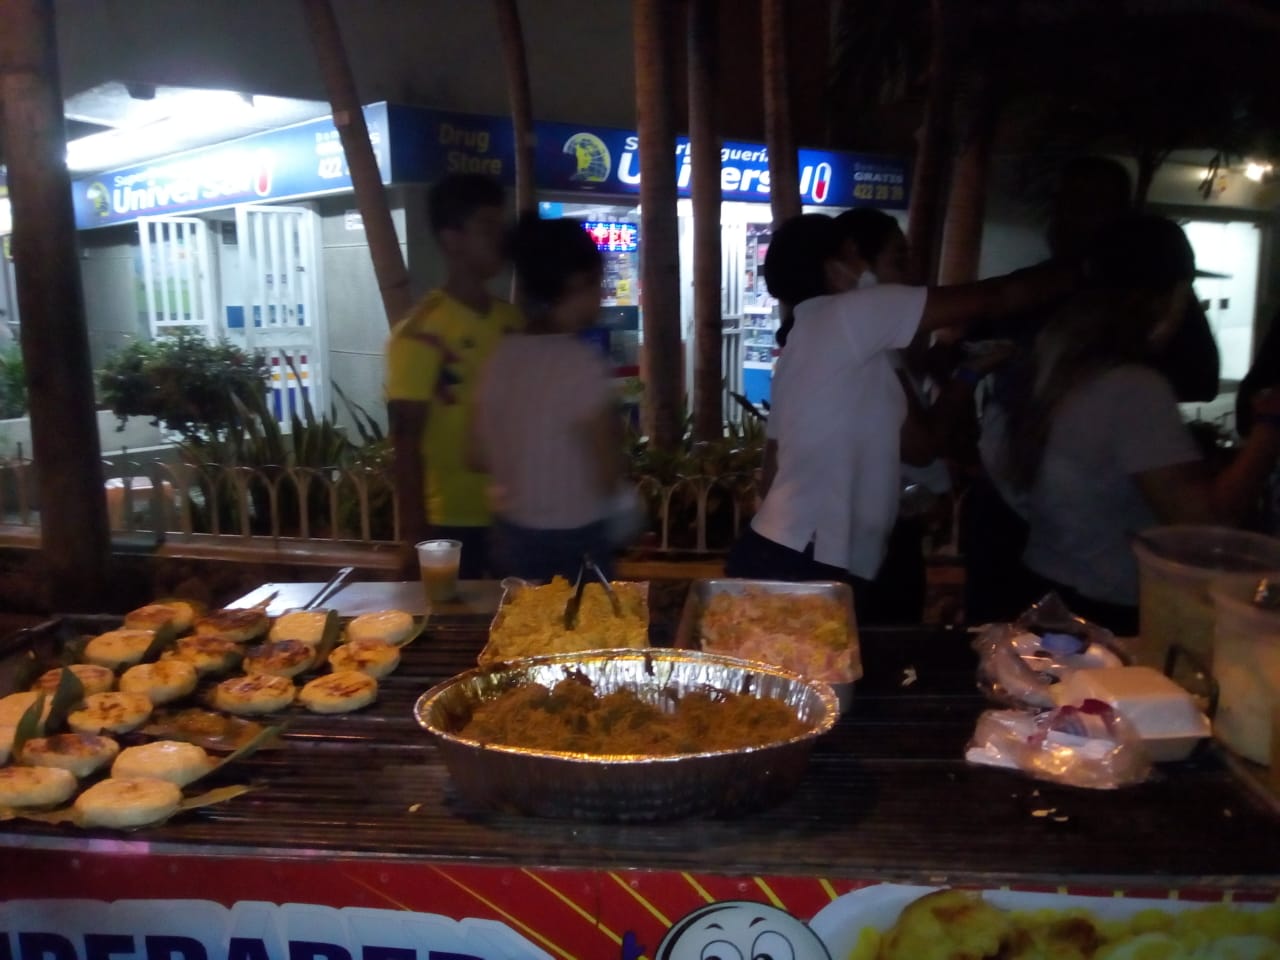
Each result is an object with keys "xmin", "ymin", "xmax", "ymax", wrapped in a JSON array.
[
  {"xmin": 1007, "ymin": 215, "xmax": 1195, "ymax": 488},
  {"xmin": 762, "ymin": 214, "xmax": 844, "ymax": 347},
  {"xmin": 1090, "ymin": 214, "xmax": 1195, "ymax": 293},
  {"xmin": 510, "ymin": 213, "xmax": 603, "ymax": 315},
  {"xmin": 833, "ymin": 208, "xmax": 901, "ymax": 265},
  {"xmin": 427, "ymin": 173, "xmax": 505, "ymax": 236}
]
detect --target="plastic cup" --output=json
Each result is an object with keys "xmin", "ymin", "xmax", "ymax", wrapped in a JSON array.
[
  {"xmin": 1132, "ymin": 526, "xmax": 1280, "ymax": 670},
  {"xmin": 1211, "ymin": 581, "xmax": 1280, "ymax": 766},
  {"xmin": 416, "ymin": 539, "xmax": 462, "ymax": 606}
]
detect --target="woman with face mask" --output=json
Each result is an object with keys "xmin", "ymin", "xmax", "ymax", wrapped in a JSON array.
[
  {"xmin": 726, "ymin": 213, "xmax": 1076, "ymax": 618},
  {"xmin": 468, "ymin": 215, "xmax": 624, "ymax": 583},
  {"xmin": 984, "ymin": 215, "xmax": 1280, "ymax": 633}
]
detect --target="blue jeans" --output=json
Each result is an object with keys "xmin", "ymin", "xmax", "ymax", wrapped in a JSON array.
[{"xmin": 492, "ymin": 517, "xmax": 614, "ymax": 584}]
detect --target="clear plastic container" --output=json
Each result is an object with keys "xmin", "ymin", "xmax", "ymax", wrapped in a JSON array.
[
  {"xmin": 1211, "ymin": 581, "xmax": 1280, "ymax": 765},
  {"xmin": 1133, "ymin": 526, "xmax": 1280, "ymax": 670}
]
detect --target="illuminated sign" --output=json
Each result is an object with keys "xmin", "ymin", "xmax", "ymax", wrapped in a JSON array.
[
  {"xmin": 583, "ymin": 220, "xmax": 638, "ymax": 252},
  {"xmin": 71, "ymin": 105, "xmax": 391, "ymax": 229},
  {"xmin": 538, "ymin": 122, "xmax": 909, "ymax": 209}
]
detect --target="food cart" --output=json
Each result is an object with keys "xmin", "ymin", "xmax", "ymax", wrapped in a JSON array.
[{"xmin": 0, "ymin": 580, "xmax": 1276, "ymax": 960}]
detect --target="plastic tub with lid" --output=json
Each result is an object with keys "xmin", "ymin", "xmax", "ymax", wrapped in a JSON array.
[
  {"xmin": 1132, "ymin": 526, "xmax": 1280, "ymax": 670},
  {"xmin": 1211, "ymin": 581, "xmax": 1280, "ymax": 765}
]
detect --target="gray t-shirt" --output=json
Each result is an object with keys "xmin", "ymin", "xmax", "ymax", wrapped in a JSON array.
[{"xmin": 1014, "ymin": 365, "xmax": 1199, "ymax": 606}]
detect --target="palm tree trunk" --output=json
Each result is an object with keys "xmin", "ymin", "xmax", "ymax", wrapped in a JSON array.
[
  {"xmin": 905, "ymin": 0, "xmax": 957, "ymax": 284},
  {"xmin": 937, "ymin": 73, "xmax": 999, "ymax": 286},
  {"xmin": 762, "ymin": 0, "xmax": 802, "ymax": 226},
  {"xmin": 634, "ymin": 0, "xmax": 684, "ymax": 453},
  {"xmin": 301, "ymin": 0, "xmax": 412, "ymax": 327},
  {"xmin": 688, "ymin": 0, "xmax": 722, "ymax": 442},
  {"xmin": 493, "ymin": 0, "xmax": 536, "ymax": 215},
  {"xmin": 0, "ymin": 0, "xmax": 110, "ymax": 608}
]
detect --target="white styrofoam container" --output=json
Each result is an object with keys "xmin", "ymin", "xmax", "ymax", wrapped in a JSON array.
[{"xmin": 1051, "ymin": 666, "xmax": 1212, "ymax": 762}]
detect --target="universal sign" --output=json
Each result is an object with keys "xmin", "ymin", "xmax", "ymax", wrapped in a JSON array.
[
  {"xmin": 91, "ymin": 150, "xmax": 275, "ymax": 220},
  {"xmin": 537, "ymin": 120, "xmax": 909, "ymax": 209}
]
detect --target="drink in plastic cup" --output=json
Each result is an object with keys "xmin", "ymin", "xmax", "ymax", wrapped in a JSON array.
[{"xmin": 416, "ymin": 539, "xmax": 461, "ymax": 606}]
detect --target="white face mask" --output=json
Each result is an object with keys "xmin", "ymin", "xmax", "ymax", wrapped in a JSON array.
[{"xmin": 857, "ymin": 269, "xmax": 879, "ymax": 289}]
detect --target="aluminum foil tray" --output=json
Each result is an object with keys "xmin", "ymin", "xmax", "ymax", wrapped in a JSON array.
[
  {"xmin": 478, "ymin": 577, "xmax": 650, "ymax": 666},
  {"xmin": 414, "ymin": 648, "xmax": 838, "ymax": 821},
  {"xmin": 675, "ymin": 579, "xmax": 862, "ymax": 713}
]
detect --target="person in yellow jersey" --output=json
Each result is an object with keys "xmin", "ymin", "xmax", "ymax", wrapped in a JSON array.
[{"xmin": 386, "ymin": 174, "xmax": 522, "ymax": 578}]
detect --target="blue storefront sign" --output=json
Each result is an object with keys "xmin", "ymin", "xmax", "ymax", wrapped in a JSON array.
[
  {"xmin": 68, "ymin": 103, "xmax": 908, "ymax": 230},
  {"xmin": 70, "ymin": 104, "xmax": 392, "ymax": 230},
  {"xmin": 535, "ymin": 120, "xmax": 908, "ymax": 209}
]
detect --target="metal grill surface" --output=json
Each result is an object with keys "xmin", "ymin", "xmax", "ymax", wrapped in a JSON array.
[{"xmin": 0, "ymin": 614, "xmax": 1276, "ymax": 887}]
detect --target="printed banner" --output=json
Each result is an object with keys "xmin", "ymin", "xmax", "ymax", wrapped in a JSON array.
[{"xmin": 0, "ymin": 849, "xmax": 1275, "ymax": 960}]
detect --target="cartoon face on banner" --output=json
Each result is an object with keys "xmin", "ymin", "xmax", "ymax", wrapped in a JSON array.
[{"xmin": 655, "ymin": 902, "xmax": 833, "ymax": 960}]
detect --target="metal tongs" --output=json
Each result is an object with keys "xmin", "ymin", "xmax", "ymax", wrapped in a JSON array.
[
  {"xmin": 562, "ymin": 554, "xmax": 622, "ymax": 630},
  {"xmin": 303, "ymin": 566, "xmax": 354, "ymax": 611}
]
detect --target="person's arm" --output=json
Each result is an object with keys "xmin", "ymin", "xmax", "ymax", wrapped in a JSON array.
[
  {"xmin": 1131, "ymin": 385, "xmax": 1280, "ymax": 526},
  {"xmin": 1137, "ymin": 424, "xmax": 1280, "ymax": 526},
  {"xmin": 918, "ymin": 261, "xmax": 1080, "ymax": 335},
  {"xmin": 386, "ymin": 322, "xmax": 442, "ymax": 554},
  {"xmin": 584, "ymin": 403, "xmax": 624, "ymax": 496},
  {"xmin": 389, "ymin": 399, "xmax": 431, "ymax": 548}
]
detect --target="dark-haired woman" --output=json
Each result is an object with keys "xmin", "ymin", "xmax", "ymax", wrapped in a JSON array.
[
  {"xmin": 727, "ymin": 213, "xmax": 1073, "ymax": 619},
  {"xmin": 984, "ymin": 215, "xmax": 1280, "ymax": 634},
  {"xmin": 468, "ymin": 216, "xmax": 622, "ymax": 582}
]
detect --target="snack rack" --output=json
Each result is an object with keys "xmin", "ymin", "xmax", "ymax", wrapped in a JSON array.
[{"xmin": 0, "ymin": 585, "xmax": 1276, "ymax": 957}]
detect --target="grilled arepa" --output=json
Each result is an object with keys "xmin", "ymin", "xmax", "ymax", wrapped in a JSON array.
[
  {"xmin": 299, "ymin": 670, "xmax": 377, "ymax": 714},
  {"xmin": 243, "ymin": 639, "xmax": 317, "ymax": 679},
  {"xmin": 20, "ymin": 733, "xmax": 120, "ymax": 778},
  {"xmin": 119, "ymin": 659, "xmax": 198, "ymax": 705},
  {"xmin": 67, "ymin": 692, "xmax": 153, "ymax": 735},
  {"xmin": 32, "ymin": 664, "xmax": 115, "ymax": 697},
  {"xmin": 112, "ymin": 740, "xmax": 213, "ymax": 787},
  {"xmin": 75, "ymin": 777, "xmax": 182, "ymax": 828},
  {"xmin": 125, "ymin": 601, "xmax": 196, "ymax": 633},
  {"xmin": 83, "ymin": 629, "xmax": 156, "ymax": 670},
  {"xmin": 195, "ymin": 607, "xmax": 269, "ymax": 643},
  {"xmin": 214, "ymin": 673, "xmax": 296, "ymax": 715},
  {"xmin": 328, "ymin": 638, "xmax": 400, "ymax": 679},
  {"xmin": 345, "ymin": 610, "xmax": 415, "ymax": 646}
]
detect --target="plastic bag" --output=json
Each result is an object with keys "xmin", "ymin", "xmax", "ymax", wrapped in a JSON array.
[
  {"xmin": 965, "ymin": 699, "xmax": 1153, "ymax": 789},
  {"xmin": 973, "ymin": 594, "xmax": 1128, "ymax": 708}
]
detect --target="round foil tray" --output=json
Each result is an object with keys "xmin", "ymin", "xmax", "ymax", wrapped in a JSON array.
[{"xmin": 414, "ymin": 648, "xmax": 839, "ymax": 822}]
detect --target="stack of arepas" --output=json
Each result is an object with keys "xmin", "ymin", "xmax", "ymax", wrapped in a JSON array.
[{"xmin": 0, "ymin": 598, "xmax": 417, "ymax": 828}]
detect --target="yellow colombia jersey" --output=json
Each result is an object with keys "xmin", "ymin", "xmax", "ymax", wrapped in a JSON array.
[{"xmin": 386, "ymin": 290, "xmax": 523, "ymax": 526}]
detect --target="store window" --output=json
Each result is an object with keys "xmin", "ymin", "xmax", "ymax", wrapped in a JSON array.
[{"xmin": 1183, "ymin": 219, "xmax": 1262, "ymax": 383}]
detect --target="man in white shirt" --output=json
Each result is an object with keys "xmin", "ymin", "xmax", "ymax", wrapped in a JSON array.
[{"xmin": 727, "ymin": 214, "xmax": 1076, "ymax": 620}]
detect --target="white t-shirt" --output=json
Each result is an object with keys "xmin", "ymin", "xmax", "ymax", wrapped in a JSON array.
[
  {"xmin": 474, "ymin": 334, "xmax": 614, "ymax": 530},
  {"xmin": 985, "ymin": 364, "xmax": 1199, "ymax": 606},
  {"xmin": 753, "ymin": 284, "xmax": 929, "ymax": 578}
]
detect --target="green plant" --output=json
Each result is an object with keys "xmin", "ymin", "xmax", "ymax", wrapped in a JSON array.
[
  {"xmin": 625, "ymin": 398, "xmax": 766, "ymax": 552},
  {"xmin": 0, "ymin": 344, "xmax": 27, "ymax": 419},
  {"xmin": 177, "ymin": 361, "xmax": 392, "ymax": 540},
  {"xmin": 98, "ymin": 332, "xmax": 271, "ymax": 442}
]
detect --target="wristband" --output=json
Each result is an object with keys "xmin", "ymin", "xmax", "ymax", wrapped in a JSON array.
[{"xmin": 954, "ymin": 366, "xmax": 983, "ymax": 388}]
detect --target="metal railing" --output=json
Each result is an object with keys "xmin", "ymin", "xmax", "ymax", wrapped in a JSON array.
[{"xmin": 0, "ymin": 455, "xmax": 760, "ymax": 559}]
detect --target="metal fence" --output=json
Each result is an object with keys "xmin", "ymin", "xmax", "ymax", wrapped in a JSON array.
[{"xmin": 0, "ymin": 454, "xmax": 759, "ymax": 559}]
